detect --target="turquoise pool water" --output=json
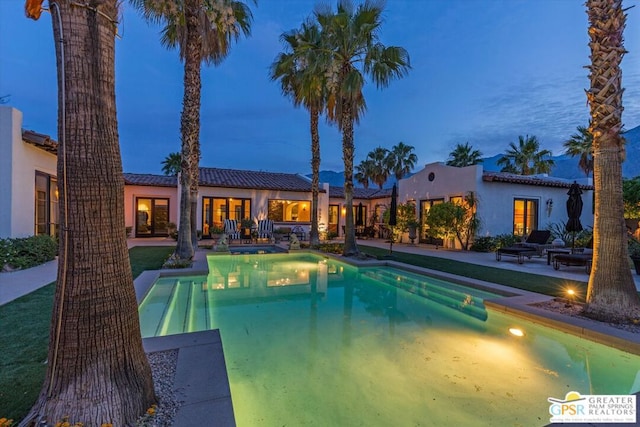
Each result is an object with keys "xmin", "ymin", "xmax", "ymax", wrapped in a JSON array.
[{"xmin": 139, "ymin": 253, "xmax": 640, "ymax": 426}]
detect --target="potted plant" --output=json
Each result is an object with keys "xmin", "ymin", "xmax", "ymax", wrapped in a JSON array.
[
  {"xmin": 628, "ymin": 237, "xmax": 640, "ymax": 275},
  {"xmin": 240, "ymin": 218, "xmax": 254, "ymax": 239},
  {"xmin": 209, "ymin": 224, "xmax": 224, "ymax": 240},
  {"xmin": 407, "ymin": 219, "xmax": 420, "ymax": 245}
]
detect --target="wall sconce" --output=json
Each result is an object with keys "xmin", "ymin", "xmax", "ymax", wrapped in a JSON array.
[{"xmin": 341, "ymin": 207, "xmax": 346, "ymax": 215}]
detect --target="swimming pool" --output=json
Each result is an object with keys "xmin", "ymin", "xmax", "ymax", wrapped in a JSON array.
[{"xmin": 138, "ymin": 253, "xmax": 640, "ymax": 426}]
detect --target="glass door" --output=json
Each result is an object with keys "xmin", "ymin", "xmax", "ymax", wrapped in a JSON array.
[
  {"xmin": 136, "ymin": 198, "xmax": 170, "ymax": 237},
  {"xmin": 328, "ymin": 205, "xmax": 339, "ymax": 236}
]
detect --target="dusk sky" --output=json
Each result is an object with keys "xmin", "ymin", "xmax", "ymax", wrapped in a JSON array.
[{"xmin": 1, "ymin": 0, "xmax": 639, "ymax": 176}]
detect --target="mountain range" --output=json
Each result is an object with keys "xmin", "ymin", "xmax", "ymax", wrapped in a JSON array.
[{"xmin": 312, "ymin": 124, "xmax": 640, "ymax": 188}]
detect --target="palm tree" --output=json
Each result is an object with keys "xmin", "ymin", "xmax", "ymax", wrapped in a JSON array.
[
  {"xmin": 446, "ymin": 142, "xmax": 483, "ymax": 167},
  {"xmin": 315, "ymin": 1, "xmax": 410, "ymax": 256},
  {"xmin": 563, "ymin": 126, "xmax": 594, "ymax": 177},
  {"xmin": 23, "ymin": 0, "xmax": 155, "ymax": 423},
  {"xmin": 388, "ymin": 141, "xmax": 418, "ymax": 180},
  {"xmin": 367, "ymin": 146, "xmax": 391, "ymax": 189},
  {"xmin": 584, "ymin": 0, "xmax": 640, "ymax": 322},
  {"xmin": 497, "ymin": 135, "xmax": 554, "ymax": 175},
  {"xmin": 132, "ymin": 0, "xmax": 253, "ymax": 259},
  {"xmin": 271, "ymin": 20, "xmax": 325, "ymax": 247},
  {"xmin": 161, "ymin": 151, "xmax": 182, "ymax": 176},
  {"xmin": 355, "ymin": 159, "xmax": 373, "ymax": 189}
]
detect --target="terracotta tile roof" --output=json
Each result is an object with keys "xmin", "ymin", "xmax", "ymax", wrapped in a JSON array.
[
  {"xmin": 22, "ymin": 130, "xmax": 57, "ymax": 153},
  {"xmin": 329, "ymin": 186, "xmax": 392, "ymax": 199},
  {"xmin": 199, "ymin": 167, "xmax": 322, "ymax": 192},
  {"xmin": 123, "ymin": 173, "xmax": 177, "ymax": 187},
  {"xmin": 482, "ymin": 171, "xmax": 594, "ymax": 190}
]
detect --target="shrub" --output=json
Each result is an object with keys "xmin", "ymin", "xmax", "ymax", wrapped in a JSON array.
[
  {"xmin": 494, "ymin": 233, "xmax": 520, "ymax": 249},
  {"xmin": 470, "ymin": 236, "xmax": 495, "ymax": 252},
  {"xmin": 0, "ymin": 235, "xmax": 57, "ymax": 271},
  {"xmin": 318, "ymin": 243, "xmax": 344, "ymax": 254}
]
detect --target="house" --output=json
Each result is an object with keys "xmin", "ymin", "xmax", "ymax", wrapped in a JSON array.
[
  {"xmin": 0, "ymin": 107, "xmax": 58, "ymax": 238},
  {"xmin": 1, "ymin": 106, "xmax": 595, "ymax": 244},
  {"xmin": 401, "ymin": 162, "xmax": 594, "ymax": 247}
]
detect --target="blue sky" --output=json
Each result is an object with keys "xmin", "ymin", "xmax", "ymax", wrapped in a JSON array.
[{"xmin": 1, "ymin": 0, "xmax": 639, "ymax": 175}]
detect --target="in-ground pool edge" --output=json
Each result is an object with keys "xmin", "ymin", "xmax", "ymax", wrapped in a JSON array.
[
  {"xmin": 143, "ymin": 330, "xmax": 235, "ymax": 427},
  {"xmin": 484, "ymin": 297, "xmax": 640, "ymax": 356}
]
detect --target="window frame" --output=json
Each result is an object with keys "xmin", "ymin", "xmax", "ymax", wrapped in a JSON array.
[{"xmin": 267, "ymin": 199, "xmax": 311, "ymax": 223}]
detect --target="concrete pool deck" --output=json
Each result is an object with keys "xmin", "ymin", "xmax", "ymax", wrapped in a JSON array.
[{"xmin": 2, "ymin": 237, "xmax": 640, "ymax": 425}]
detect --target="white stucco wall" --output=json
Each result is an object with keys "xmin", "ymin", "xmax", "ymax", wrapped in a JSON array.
[
  {"xmin": 0, "ymin": 107, "xmax": 57, "ymax": 238},
  {"xmin": 399, "ymin": 162, "xmax": 594, "ymax": 239},
  {"xmin": 124, "ymin": 185, "xmax": 178, "ymax": 233},
  {"xmin": 401, "ymin": 162, "xmax": 480, "ymax": 204},
  {"xmin": 0, "ymin": 107, "xmax": 15, "ymax": 238}
]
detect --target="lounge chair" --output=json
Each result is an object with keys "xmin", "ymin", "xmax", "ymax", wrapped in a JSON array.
[
  {"xmin": 257, "ymin": 219, "xmax": 274, "ymax": 240},
  {"xmin": 552, "ymin": 238, "xmax": 593, "ymax": 273},
  {"xmin": 223, "ymin": 219, "xmax": 241, "ymax": 242},
  {"xmin": 553, "ymin": 252, "xmax": 592, "ymax": 273},
  {"xmin": 495, "ymin": 230, "xmax": 552, "ymax": 264}
]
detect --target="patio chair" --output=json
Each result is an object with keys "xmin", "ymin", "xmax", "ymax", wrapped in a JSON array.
[
  {"xmin": 223, "ymin": 219, "xmax": 241, "ymax": 242},
  {"xmin": 257, "ymin": 219, "xmax": 274, "ymax": 240},
  {"xmin": 495, "ymin": 230, "xmax": 552, "ymax": 263}
]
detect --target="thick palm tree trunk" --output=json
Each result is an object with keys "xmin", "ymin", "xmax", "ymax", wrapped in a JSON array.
[
  {"xmin": 176, "ymin": 0, "xmax": 203, "ymax": 260},
  {"xmin": 584, "ymin": 0, "xmax": 640, "ymax": 322},
  {"xmin": 341, "ymin": 100, "xmax": 358, "ymax": 256},
  {"xmin": 22, "ymin": 1, "xmax": 155, "ymax": 425},
  {"xmin": 310, "ymin": 107, "xmax": 320, "ymax": 246}
]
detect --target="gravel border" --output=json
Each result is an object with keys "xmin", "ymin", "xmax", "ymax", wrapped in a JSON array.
[
  {"xmin": 531, "ymin": 298, "xmax": 640, "ymax": 334},
  {"xmin": 146, "ymin": 349, "xmax": 183, "ymax": 427}
]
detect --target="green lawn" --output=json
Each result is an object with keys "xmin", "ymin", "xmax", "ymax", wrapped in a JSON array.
[{"xmin": 0, "ymin": 245, "xmax": 174, "ymax": 422}]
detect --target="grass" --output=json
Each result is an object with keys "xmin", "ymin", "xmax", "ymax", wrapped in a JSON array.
[{"xmin": 0, "ymin": 245, "xmax": 174, "ymax": 422}]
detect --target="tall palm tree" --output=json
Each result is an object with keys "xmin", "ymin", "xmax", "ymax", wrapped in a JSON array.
[
  {"xmin": 563, "ymin": 126, "xmax": 594, "ymax": 177},
  {"xmin": 271, "ymin": 20, "xmax": 325, "ymax": 247},
  {"xmin": 497, "ymin": 135, "xmax": 554, "ymax": 175},
  {"xmin": 355, "ymin": 159, "xmax": 373, "ymax": 189},
  {"xmin": 132, "ymin": 0, "xmax": 253, "ymax": 259},
  {"xmin": 367, "ymin": 146, "xmax": 391, "ymax": 189},
  {"xmin": 23, "ymin": 0, "xmax": 155, "ymax": 423},
  {"xmin": 389, "ymin": 141, "xmax": 418, "ymax": 180},
  {"xmin": 584, "ymin": 0, "xmax": 640, "ymax": 322},
  {"xmin": 446, "ymin": 142, "xmax": 483, "ymax": 167},
  {"xmin": 315, "ymin": 0, "xmax": 410, "ymax": 256},
  {"xmin": 161, "ymin": 151, "xmax": 182, "ymax": 176}
]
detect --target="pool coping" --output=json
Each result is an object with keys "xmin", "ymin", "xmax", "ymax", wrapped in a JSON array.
[
  {"xmin": 135, "ymin": 248, "xmax": 640, "ymax": 425},
  {"xmin": 142, "ymin": 330, "xmax": 235, "ymax": 426}
]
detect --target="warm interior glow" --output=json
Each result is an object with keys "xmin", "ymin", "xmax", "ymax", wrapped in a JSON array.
[{"xmin": 509, "ymin": 328, "xmax": 524, "ymax": 337}]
